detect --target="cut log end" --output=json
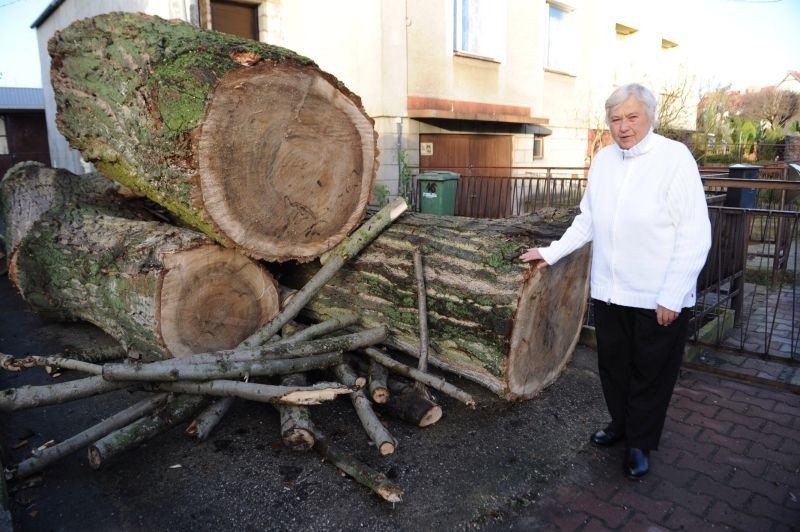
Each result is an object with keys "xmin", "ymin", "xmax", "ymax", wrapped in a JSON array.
[
  {"xmin": 87, "ymin": 446, "xmax": 102, "ymax": 470},
  {"xmin": 418, "ymin": 405, "xmax": 443, "ymax": 427},
  {"xmin": 282, "ymin": 428, "xmax": 315, "ymax": 451},
  {"xmin": 371, "ymin": 388, "xmax": 389, "ymax": 404},
  {"xmin": 160, "ymin": 246, "xmax": 280, "ymax": 357},
  {"xmin": 198, "ymin": 62, "xmax": 377, "ymax": 262},
  {"xmin": 378, "ymin": 442, "xmax": 395, "ymax": 456},
  {"xmin": 506, "ymin": 244, "xmax": 591, "ymax": 400},
  {"xmin": 377, "ymin": 485, "xmax": 403, "ymax": 504}
]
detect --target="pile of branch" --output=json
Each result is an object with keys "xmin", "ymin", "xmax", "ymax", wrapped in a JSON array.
[{"xmin": 1, "ymin": 194, "xmax": 476, "ymax": 503}]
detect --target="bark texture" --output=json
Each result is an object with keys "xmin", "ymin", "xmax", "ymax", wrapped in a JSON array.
[
  {"xmin": 48, "ymin": 12, "xmax": 378, "ymax": 262},
  {"xmin": 282, "ymin": 209, "xmax": 591, "ymax": 400},
  {"xmin": 3, "ymin": 165, "xmax": 280, "ymax": 360}
]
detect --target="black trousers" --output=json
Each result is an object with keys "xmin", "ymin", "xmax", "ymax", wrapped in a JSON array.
[{"xmin": 592, "ymin": 299, "xmax": 691, "ymax": 450}]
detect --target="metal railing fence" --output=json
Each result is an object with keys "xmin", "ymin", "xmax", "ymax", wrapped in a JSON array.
[{"xmin": 408, "ymin": 165, "xmax": 800, "ymax": 360}]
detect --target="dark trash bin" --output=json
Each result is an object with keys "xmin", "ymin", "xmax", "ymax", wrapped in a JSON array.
[
  {"xmin": 724, "ymin": 164, "xmax": 760, "ymax": 208},
  {"xmin": 417, "ymin": 171, "xmax": 460, "ymax": 215}
]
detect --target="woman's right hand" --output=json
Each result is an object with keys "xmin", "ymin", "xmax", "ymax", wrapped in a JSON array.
[{"xmin": 519, "ymin": 248, "xmax": 549, "ymax": 269}]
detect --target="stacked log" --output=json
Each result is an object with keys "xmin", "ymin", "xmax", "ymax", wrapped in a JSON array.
[
  {"xmin": 48, "ymin": 12, "xmax": 378, "ymax": 262},
  {"xmin": 280, "ymin": 210, "xmax": 591, "ymax": 400},
  {"xmin": 1, "ymin": 162, "xmax": 280, "ymax": 360},
  {"xmin": 0, "ymin": 10, "xmax": 593, "ymax": 505}
]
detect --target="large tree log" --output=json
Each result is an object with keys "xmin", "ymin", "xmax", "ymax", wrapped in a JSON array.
[
  {"xmin": 282, "ymin": 209, "xmax": 591, "ymax": 400},
  {"xmin": 1, "ymin": 161, "xmax": 124, "ymax": 256},
  {"xmin": 2, "ymin": 166, "xmax": 280, "ymax": 360},
  {"xmin": 48, "ymin": 12, "xmax": 378, "ymax": 262}
]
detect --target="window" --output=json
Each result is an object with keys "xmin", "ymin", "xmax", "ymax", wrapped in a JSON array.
[
  {"xmin": 614, "ymin": 22, "xmax": 639, "ymax": 84},
  {"xmin": 545, "ymin": 1, "xmax": 577, "ymax": 74},
  {"xmin": 533, "ymin": 137, "xmax": 544, "ymax": 160},
  {"xmin": 0, "ymin": 116, "xmax": 8, "ymax": 155},
  {"xmin": 454, "ymin": 0, "xmax": 506, "ymax": 61}
]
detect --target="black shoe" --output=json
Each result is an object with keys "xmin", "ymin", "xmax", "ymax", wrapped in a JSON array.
[
  {"xmin": 625, "ymin": 447, "xmax": 650, "ymax": 479},
  {"xmin": 590, "ymin": 426, "xmax": 624, "ymax": 446}
]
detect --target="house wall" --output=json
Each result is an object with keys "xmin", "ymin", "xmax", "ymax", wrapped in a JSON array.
[
  {"xmin": 35, "ymin": 0, "xmax": 197, "ymax": 174},
  {"xmin": 34, "ymin": 0, "xmax": 698, "ymax": 198}
]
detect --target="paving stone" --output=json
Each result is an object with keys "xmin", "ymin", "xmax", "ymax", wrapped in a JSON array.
[
  {"xmin": 567, "ymin": 490, "xmax": 630, "ymax": 529},
  {"xmin": 649, "ymin": 480, "xmax": 713, "ymax": 516},
  {"xmin": 711, "ymin": 446, "xmax": 767, "ymax": 478},
  {"xmin": 730, "ymin": 424, "xmax": 783, "ymax": 448},
  {"xmin": 663, "ymin": 505, "xmax": 733, "ymax": 531},
  {"xmin": 685, "ymin": 412, "xmax": 734, "ymax": 436},
  {"xmin": 690, "ymin": 474, "xmax": 750, "ymax": 507},
  {"xmin": 747, "ymin": 494, "xmax": 800, "ymax": 530},
  {"xmin": 707, "ymin": 500, "xmax": 775, "ymax": 531},
  {"xmin": 729, "ymin": 468, "xmax": 789, "ymax": 506},
  {"xmin": 609, "ymin": 490, "xmax": 672, "ymax": 523}
]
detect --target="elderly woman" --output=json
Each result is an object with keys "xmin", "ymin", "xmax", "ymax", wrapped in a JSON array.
[{"xmin": 521, "ymin": 83, "xmax": 711, "ymax": 479}]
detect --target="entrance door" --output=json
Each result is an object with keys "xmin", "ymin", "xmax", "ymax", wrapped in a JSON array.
[
  {"xmin": 419, "ymin": 134, "xmax": 512, "ymax": 218},
  {"xmin": 209, "ymin": 1, "xmax": 259, "ymax": 40}
]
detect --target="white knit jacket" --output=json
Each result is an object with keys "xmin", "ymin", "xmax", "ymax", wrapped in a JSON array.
[{"xmin": 540, "ymin": 131, "xmax": 712, "ymax": 312}]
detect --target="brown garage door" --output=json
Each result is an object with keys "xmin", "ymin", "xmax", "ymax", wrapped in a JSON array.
[{"xmin": 419, "ymin": 134, "xmax": 512, "ymax": 218}]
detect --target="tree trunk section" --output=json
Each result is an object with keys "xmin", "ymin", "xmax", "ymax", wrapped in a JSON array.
[
  {"xmin": 281, "ymin": 208, "xmax": 591, "ymax": 400},
  {"xmin": 1, "ymin": 161, "xmax": 124, "ymax": 256},
  {"xmin": 48, "ymin": 12, "xmax": 378, "ymax": 262},
  {"xmin": 3, "ymin": 168, "xmax": 280, "ymax": 360}
]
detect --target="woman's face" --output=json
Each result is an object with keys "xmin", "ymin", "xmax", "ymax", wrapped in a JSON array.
[{"xmin": 608, "ymin": 95, "xmax": 653, "ymax": 150}]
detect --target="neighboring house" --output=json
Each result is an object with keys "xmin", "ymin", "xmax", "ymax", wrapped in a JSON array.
[
  {"xmin": 0, "ymin": 87, "xmax": 51, "ymax": 178},
  {"xmin": 776, "ymin": 71, "xmax": 800, "ymax": 93},
  {"xmin": 32, "ymin": 0, "xmax": 696, "ymax": 198}
]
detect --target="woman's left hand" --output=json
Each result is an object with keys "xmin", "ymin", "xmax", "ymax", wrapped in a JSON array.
[{"xmin": 656, "ymin": 305, "xmax": 679, "ymax": 326}]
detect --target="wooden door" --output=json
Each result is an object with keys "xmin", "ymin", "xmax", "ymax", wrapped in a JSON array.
[
  {"xmin": 210, "ymin": 1, "xmax": 259, "ymax": 40},
  {"xmin": 419, "ymin": 134, "xmax": 512, "ymax": 218}
]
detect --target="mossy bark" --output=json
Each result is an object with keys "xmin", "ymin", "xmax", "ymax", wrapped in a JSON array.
[
  {"xmin": 3, "ymin": 165, "xmax": 280, "ymax": 360},
  {"xmin": 280, "ymin": 208, "xmax": 591, "ymax": 400},
  {"xmin": 48, "ymin": 12, "xmax": 377, "ymax": 262}
]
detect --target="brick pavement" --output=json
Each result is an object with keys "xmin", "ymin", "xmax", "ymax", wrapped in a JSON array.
[{"xmin": 507, "ymin": 368, "xmax": 800, "ymax": 531}]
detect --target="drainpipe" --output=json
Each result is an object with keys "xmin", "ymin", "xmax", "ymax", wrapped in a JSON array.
[{"xmin": 396, "ymin": 116, "xmax": 403, "ymax": 198}]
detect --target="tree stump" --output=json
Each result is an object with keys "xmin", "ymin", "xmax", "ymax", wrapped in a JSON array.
[
  {"xmin": 48, "ymin": 12, "xmax": 378, "ymax": 262},
  {"xmin": 1, "ymin": 163, "xmax": 280, "ymax": 360},
  {"xmin": 280, "ymin": 209, "xmax": 591, "ymax": 400}
]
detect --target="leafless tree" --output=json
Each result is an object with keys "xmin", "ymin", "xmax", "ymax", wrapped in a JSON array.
[{"xmin": 738, "ymin": 88, "xmax": 800, "ymax": 130}]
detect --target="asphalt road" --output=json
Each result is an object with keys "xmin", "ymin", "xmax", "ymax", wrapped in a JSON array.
[{"xmin": 0, "ymin": 272, "xmax": 607, "ymax": 532}]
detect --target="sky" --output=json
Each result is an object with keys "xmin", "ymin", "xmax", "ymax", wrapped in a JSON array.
[{"xmin": 0, "ymin": 0, "xmax": 798, "ymax": 90}]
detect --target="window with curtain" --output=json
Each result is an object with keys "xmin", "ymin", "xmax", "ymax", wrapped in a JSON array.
[
  {"xmin": 545, "ymin": 1, "xmax": 577, "ymax": 74},
  {"xmin": 454, "ymin": 0, "xmax": 506, "ymax": 61}
]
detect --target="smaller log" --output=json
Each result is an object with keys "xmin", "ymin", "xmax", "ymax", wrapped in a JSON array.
[
  {"xmin": 333, "ymin": 364, "xmax": 396, "ymax": 455},
  {"xmin": 360, "ymin": 347, "xmax": 475, "ymax": 408},
  {"xmin": 312, "ymin": 429, "xmax": 403, "ymax": 504},
  {"xmin": 148, "ymin": 380, "xmax": 353, "ymax": 405},
  {"xmin": 10, "ymin": 393, "xmax": 168, "ymax": 479},
  {"xmin": 101, "ymin": 327, "xmax": 387, "ymax": 381},
  {"xmin": 412, "ymin": 248, "xmax": 429, "ymax": 374},
  {"xmin": 368, "ymin": 360, "xmax": 389, "ymax": 404},
  {"xmin": 277, "ymin": 373, "xmax": 316, "ymax": 451},
  {"xmin": 0, "ymin": 376, "xmax": 129, "ymax": 412},
  {"xmin": 380, "ymin": 377, "xmax": 442, "ymax": 428},
  {"xmin": 88, "ymin": 394, "xmax": 206, "ymax": 469},
  {"xmin": 1, "ymin": 353, "xmax": 102, "ymax": 375},
  {"xmin": 240, "ymin": 198, "xmax": 407, "ymax": 348},
  {"xmin": 102, "ymin": 353, "xmax": 342, "ymax": 382},
  {"xmin": 271, "ymin": 314, "xmax": 360, "ymax": 346},
  {"xmin": 185, "ymin": 397, "xmax": 235, "ymax": 441}
]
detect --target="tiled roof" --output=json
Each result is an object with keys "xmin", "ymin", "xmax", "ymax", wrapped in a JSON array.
[{"xmin": 0, "ymin": 87, "xmax": 45, "ymax": 111}]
